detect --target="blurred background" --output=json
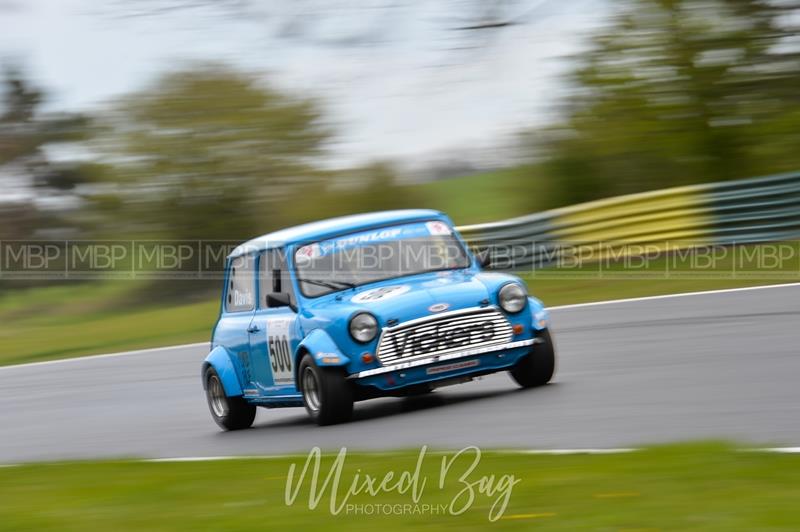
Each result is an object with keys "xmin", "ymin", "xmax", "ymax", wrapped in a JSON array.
[
  {"xmin": 3, "ymin": 5, "xmax": 800, "ymax": 529},
  {"xmin": 2, "ymin": 0, "xmax": 800, "ymax": 364}
]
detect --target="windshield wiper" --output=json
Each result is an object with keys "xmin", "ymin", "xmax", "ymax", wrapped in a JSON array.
[{"xmin": 300, "ymin": 278, "xmax": 356, "ymax": 291}]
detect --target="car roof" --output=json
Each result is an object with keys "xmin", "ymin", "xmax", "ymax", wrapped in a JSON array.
[{"xmin": 229, "ymin": 209, "xmax": 448, "ymax": 258}]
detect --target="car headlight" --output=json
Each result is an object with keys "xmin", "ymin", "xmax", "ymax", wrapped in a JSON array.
[
  {"xmin": 498, "ymin": 283, "xmax": 527, "ymax": 313},
  {"xmin": 349, "ymin": 312, "xmax": 378, "ymax": 343}
]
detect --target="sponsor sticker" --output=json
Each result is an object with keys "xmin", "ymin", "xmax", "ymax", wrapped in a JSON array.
[
  {"xmin": 297, "ymin": 222, "xmax": 456, "ymax": 261},
  {"xmin": 426, "ymin": 359, "xmax": 479, "ymax": 375},
  {"xmin": 426, "ymin": 221, "xmax": 453, "ymax": 236},
  {"xmin": 390, "ymin": 320, "xmax": 495, "ymax": 358},
  {"xmin": 351, "ymin": 285, "xmax": 410, "ymax": 303},
  {"xmin": 266, "ymin": 317, "xmax": 295, "ymax": 385},
  {"xmin": 295, "ymin": 243, "xmax": 321, "ymax": 261}
]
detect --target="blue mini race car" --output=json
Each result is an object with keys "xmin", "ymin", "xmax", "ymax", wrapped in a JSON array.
[{"xmin": 202, "ymin": 210, "xmax": 555, "ymax": 428}]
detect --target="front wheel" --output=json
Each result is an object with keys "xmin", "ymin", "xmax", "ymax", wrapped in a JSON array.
[
  {"xmin": 204, "ymin": 367, "xmax": 256, "ymax": 430},
  {"xmin": 299, "ymin": 354, "xmax": 354, "ymax": 426},
  {"xmin": 509, "ymin": 328, "xmax": 556, "ymax": 388}
]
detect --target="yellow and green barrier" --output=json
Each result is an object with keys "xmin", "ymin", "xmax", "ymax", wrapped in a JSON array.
[{"xmin": 457, "ymin": 171, "xmax": 800, "ymax": 269}]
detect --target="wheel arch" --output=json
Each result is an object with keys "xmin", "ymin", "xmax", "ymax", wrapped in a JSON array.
[
  {"xmin": 294, "ymin": 329, "xmax": 350, "ymax": 386},
  {"xmin": 202, "ymin": 346, "xmax": 244, "ymax": 397},
  {"xmin": 528, "ymin": 296, "xmax": 550, "ymax": 331}
]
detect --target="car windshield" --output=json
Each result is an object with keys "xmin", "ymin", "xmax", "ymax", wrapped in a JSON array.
[{"xmin": 294, "ymin": 220, "xmax": 471, "ymax": 297}]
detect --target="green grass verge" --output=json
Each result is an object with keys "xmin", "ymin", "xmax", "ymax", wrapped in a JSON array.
[
  {"xmin": 413, "ymin": 165, "xmax": 553, "ymax": 225},
  {"xmin": 1, "ymin": 240, "xmax": 798, "ymax": 366},
  {"xmin": 1, "ymin": 443, "xmax": 799, "ymax": 530},
  {"xmin": 0, "ymin": 283, "xmax": 218, "ymax": 366}
]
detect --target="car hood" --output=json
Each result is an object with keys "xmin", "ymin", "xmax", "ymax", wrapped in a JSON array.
[{"xmin": 301, "ymin": 269, "xmax": 521, "ymax": 326}]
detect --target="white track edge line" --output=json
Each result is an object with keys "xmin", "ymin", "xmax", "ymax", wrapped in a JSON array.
[
  {"xmin": 0, "ymin": 342, "xmax": 209, "ymax": 371},
  {"xmin": 142, "ymin": 447, "xmax": 800, "ymax": 462},
  {"xmin": 118, "ymin": 446, "xmax": 800, "ymax": 462},
  {"xmin": 547, "ymin": 281, "xmax": 800, "ymax": 310},
  {"xmin": 3, "ymin": 447, "xmax": 800, "ymax": 467},
  {"xmin": 3, "ymin": 281, "xmax": 799, "ymax": 371},
  {"xmin": 142, "ymin": 450, "xmax": 638, "ymax": 462}
]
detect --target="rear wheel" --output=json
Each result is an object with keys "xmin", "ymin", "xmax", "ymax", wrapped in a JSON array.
[
  {"xmin": 299, "ymin": 354, "xmax": 354, "ymax": 426},
  {"xmin": 204, "ymin": 367, "xmax": 256, "ymax": 430},
  {"xmin": 510, "ymin": 328, "xmax": 556, "ymax": 388}
]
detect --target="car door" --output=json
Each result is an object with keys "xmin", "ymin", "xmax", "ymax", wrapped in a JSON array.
[
  {"xmin": 248, "ymin": 247, "xmax": 300, "ymax": 394},
  {"xmin": 218, "ymin": 253, "xmax": 257, "ymax": 394}
]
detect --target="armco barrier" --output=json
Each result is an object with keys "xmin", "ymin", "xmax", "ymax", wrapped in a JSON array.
[{"xmin": 456, "ymin": 171, "xmax": 800, "ymax": 269}]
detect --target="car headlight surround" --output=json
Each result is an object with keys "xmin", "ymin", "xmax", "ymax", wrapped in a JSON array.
[
  {"xmin": 498, "ymin": 283, "xmax": 527, "ymax": 313},
  {"xmin": 349, "ymin": 312, "xmax": 378, "ymax": 343}
]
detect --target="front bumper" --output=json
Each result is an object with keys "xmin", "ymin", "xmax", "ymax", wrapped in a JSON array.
[{"xmin": 349, "ymin": 337, "xmax": 540, "ymax": 391}]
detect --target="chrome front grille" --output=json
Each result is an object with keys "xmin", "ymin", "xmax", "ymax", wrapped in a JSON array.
[{"xmin": 376, "ymin": 307, "xmax": 513, "ymax": 364}]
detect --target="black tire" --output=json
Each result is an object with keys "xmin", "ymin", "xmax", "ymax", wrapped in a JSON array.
[
  {"xmin": 204, "ymin": 367, "xmax": 256, "ymax": 431},
  {"xmin": 509, "ymin": 328, "xmax": 556, "ymax": 388},
  {"xmin": 298, "ymin": 354, "xmax": 354, "ymax": 426}
]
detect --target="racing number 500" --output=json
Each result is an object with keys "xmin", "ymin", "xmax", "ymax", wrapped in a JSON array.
[{"xmin": 269, "ymin": 335, "xmax": 292, "ymax": 374}]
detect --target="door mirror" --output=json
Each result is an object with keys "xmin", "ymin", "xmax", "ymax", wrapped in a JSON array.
[{"xmin": 267, "ymin": 292, "xmax": 295, "ymax": 311}]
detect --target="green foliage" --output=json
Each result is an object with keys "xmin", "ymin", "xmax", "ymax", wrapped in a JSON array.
[
  {"xmin": 92, "ymin": 66, "xmax": 331, "ymax": 240},
  {"xmin": 413, "ymin": 165, "xmax": 555, "ymax": 225},
  {"xmin": 0, "ymin": 66, "xmax": 89, "ymax": 240},
  {"xmin": 279, "ymin": 162, "xmax": 424, "ymax": 226},
  {"xmin": 85, "ymin": 65, "xmax": 555, "ymax": 243},
  {"xmin": 542, "ymin": 0, "xmax": 800, "ymax": 205}
]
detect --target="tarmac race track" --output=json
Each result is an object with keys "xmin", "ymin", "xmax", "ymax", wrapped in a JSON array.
[{"xmin": 2, "ymin": 284, "xmax": 800, "ymax": 463}]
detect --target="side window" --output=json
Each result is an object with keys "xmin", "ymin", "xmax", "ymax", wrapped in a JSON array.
[
  {"xmin": 226, "ymin": 254, "xmax": 255, "ymax": 312},
  {"xmin": 260, "ymin": 248, "xmax": 296, "ymax": 308}
]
